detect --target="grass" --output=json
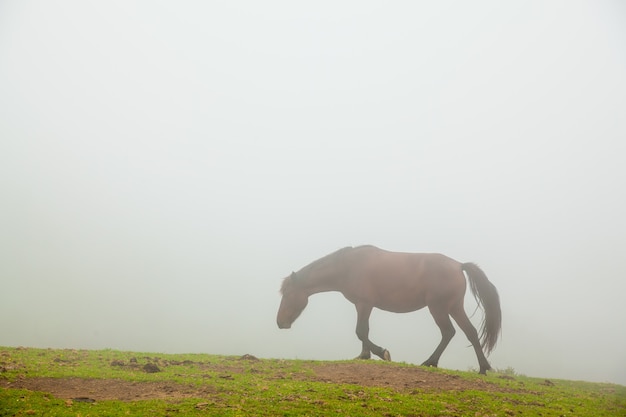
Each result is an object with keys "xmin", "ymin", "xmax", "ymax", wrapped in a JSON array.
[{"xmin": 1, "ymin": 346, "xmax": 625, "ymax": 416}]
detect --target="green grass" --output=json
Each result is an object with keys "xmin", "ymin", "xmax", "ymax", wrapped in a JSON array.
[{"xmin": 1, "ymin": 347, "xmax": 624, "ymax": 416}]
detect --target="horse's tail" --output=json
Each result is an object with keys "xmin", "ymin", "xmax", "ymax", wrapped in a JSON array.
[{"xmin": 462, "ymin": 262, "xmax": 502, "ymax": 356}]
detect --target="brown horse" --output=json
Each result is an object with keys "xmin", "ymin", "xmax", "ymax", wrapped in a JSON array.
[{"xmin": 276, "ymin": 245, "xmax": 501, "ymax": 374}]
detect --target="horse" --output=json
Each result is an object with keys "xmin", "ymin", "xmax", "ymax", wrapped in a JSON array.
[{"xmin": 276, "ymin": 245, "xmax": 501, "ymax": 374}]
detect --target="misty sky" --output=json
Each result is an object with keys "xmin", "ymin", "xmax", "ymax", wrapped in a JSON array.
[{"xmin": 1, "ymin": 2, "xmax": 625, "ymax": 385}]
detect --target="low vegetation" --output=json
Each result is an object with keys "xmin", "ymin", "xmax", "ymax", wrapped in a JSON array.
[{"xmin": 1, "ymin": 347, "xmax": 624, "ymax": 416}]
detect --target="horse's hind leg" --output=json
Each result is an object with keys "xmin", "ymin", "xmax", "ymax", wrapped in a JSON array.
[
  {"xmin": 422, "ymin": 305, "xmax": 455, "ymax": 368},
  {"xmin": 450, "ymin": 305, "xmax": 491, "ymax": 374},
  {"xmin": 354, "ymin": 304, "xmax": 391, "ymax": 361}
]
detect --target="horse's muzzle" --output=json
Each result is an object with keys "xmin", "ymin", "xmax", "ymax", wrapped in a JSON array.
[{"xmin": 277, "ymin": 320, "xmax": 291, "ymax": 329}]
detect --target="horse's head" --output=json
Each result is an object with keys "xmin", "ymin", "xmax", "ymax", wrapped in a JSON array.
[{"xmin": 277, "ymin": 272, "xmax": 308, "ymax": 329}]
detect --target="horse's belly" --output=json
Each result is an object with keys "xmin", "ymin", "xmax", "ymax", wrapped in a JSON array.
[{"xmin": 374, "ymin": 296, "xmax": 427, "ymax": 313}]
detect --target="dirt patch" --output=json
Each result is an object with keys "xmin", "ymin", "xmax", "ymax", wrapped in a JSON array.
[
  {"xmin": 1, "ymin": 377, "xmax": 217, "ymax": 402},
  {"xmin": 1, "ymin": 360, "xmax": 514, "ymax": 402},
  {"xmin": 306, "ymin": 362, "xmax": 507, "ymax": 392}
]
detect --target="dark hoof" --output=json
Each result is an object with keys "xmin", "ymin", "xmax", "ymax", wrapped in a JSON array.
[
  {"xmin": 355, "ymin": 352, "xmax": 371, "ymax": 360},
  {"xmin": 478, "ymin": 366, "xmax": 491, "ymax": 375},
  {"xmin": 421, "ymin": 360, "xmax": 438, "ymax": 368},
  {"xmin": 479, "ymin": 363, "xmax": 492, "ymax": 375},
  {"xmin": 382, "ymin": 349, "xmax": 391, "ymax": 361}
]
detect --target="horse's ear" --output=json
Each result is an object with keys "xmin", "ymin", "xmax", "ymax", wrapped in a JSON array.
[{"xmin": 290, "ymin": 271, "xmax": 297, "ymax": 280}]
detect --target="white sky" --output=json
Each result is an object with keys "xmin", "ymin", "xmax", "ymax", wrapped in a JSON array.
[{"xmin": 1, "ymin": 1, "xmax": 625, "ymax": 385}]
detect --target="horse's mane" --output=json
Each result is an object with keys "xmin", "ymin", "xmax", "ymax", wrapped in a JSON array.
[
  {"xmin": 299, "ymin": 246, "xmax": 353, "ymax": 274},
  {"xmin": 280, "ymin": 246, "xmax": 355, "ymax": 294}
]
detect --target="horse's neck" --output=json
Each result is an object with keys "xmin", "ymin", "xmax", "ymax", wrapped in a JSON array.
[{"xmin": 300, "ymin": 265, "xmax": 344, "ymax": 295}]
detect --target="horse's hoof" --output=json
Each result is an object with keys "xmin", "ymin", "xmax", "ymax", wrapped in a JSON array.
[
  {"xmin": 478, "ymin": 363, "xmax": 491, "ymax": 375},
  {"xmin": 383, "ymin": 349, "xmax": 391, "ymax": 361},
  {"xmin": 355, "ymin": 353, "xmax": 371, "ymax": 360}
]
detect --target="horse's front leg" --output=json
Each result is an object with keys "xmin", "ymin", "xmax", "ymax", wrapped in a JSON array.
[{"xmin": 354, "ymin": 304, "xmax": 391, "ymax": 361}]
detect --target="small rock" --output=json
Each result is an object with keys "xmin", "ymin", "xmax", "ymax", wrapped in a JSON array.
[
  {"xmin": 143, "ymin": 363, "xmax": 161, "ymax": 373},
  {"xmin": 73, "ymin": 397, "xmax": 96, "ymax": 403},
  {"xmin": 240, "ymin": 354, "xmax": 259, "ymax": 361}
]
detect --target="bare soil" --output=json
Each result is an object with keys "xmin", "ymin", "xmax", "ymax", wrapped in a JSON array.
[
  {"xmin": 307, "ymin": 363, "xmax": 509, "ymax": 392},
  {"xmin": 1, "ymin": 358, "xmax": 515, "ymax": 402},
  {"xmin": 2, "ymin": 377, "xmax": 218, "ymax": 402}
]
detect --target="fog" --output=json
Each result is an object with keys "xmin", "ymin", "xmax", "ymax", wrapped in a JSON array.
[{"xmin": 1, "ymin": 1, "xmax": 625, "ymax": 385}]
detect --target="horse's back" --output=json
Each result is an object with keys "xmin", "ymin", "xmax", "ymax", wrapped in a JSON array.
[{"xmin": 351, "ymin": 246, "xmax": 462, "ymax": 276}]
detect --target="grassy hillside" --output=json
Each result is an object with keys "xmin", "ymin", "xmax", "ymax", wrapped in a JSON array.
[{"xmin": 1, "ymin": 347, "xmax": 624, "ymax": 416}]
